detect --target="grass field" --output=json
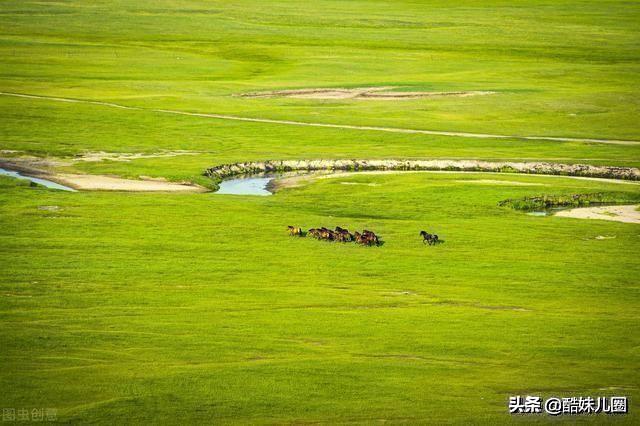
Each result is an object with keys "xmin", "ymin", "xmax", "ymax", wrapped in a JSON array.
[{"xmin": 1, "ymin": 0, "xmax": 639, "ymax": 424}]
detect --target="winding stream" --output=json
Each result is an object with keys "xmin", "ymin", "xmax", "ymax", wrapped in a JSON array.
[
  {"xmin": 2, "ymin": 164, "xmax": 636, "ymax": 224},
  {"xmin": 525, "ymin": 207, "xmax": 572, "ymax": 217},
  {"xmin": 0, "ymin": 167, "xmax": 76, "ymax": 191}
]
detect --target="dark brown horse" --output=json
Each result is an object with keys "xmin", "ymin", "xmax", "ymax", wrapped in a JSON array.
[
  {"xmin": 420, "ymin": 230, "xmax": 439, "ymax": 245},
  {"xmin": 362, "ymin": 230, "xmax": 380, "ymax": 246},
  {"xmin": 307, "ymin": 227, "xmax": 377, "ymax": 245},
  {"xmin": 354, "ymin": 231, "xmax": 378, "ymax": 246},
  {"xmin": 335, "ymin": 227, "xmax": 353, "ymax": 242},
  {"xmin": 319, "ymin": 228, "xmax": 336, "ymax": 241},
  {"xmin": 308, "ymin": 228, "xmax": 321, "ymax": 239}
]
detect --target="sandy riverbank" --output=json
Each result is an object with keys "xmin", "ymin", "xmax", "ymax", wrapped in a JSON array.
[
  {"xmin": 0, "ymin": 160, "xmax": 206, "ymax": 192},
  {"xmin": 555, "ymin": 205, "xmax": 640, "ymax": 224}
]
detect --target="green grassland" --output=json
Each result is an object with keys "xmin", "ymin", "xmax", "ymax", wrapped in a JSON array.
[
  {"xmin": 1, "ymin": 173, "xmax": 639, "ymax": 423},
  {"xmin": 1, "ymin": 0, "xmax": 640, "ymax": 144},
  {"xmin": 1, "ymin": 0, "xmax": 640, "ymax": 424}
]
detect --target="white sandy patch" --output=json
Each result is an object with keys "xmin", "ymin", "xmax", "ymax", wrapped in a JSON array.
[
  {"xmin": 359, "ymin": 90, "xmax": 495, "ymax": 100},
  {"xmin": 73, "ymin": 150, "xmax": 202, "ymax": 162},
  {"xmin": 453, "ymin": 179, "xmax": 544, "ymax": 186},
  {"xmin": 339, "ymin": 182, "xmax": 380, "ymax": 187},
  {"xmin": 239, "ymin": 87, "xmax": 392, "ymax": 99},
  {"xmin": 239, "ymin": 87, "xmax": 495, "ymax": 100},
  {"xmin": 555, "ymin": 205, "xmax": 640, "ymax": 224},
  {"xmin": 37, "ymin": 205, "xmax": 61, "ymax": 211},
  {"xmin": 54, "ymin": 174, "xmax": 206, "ymax": 192}
]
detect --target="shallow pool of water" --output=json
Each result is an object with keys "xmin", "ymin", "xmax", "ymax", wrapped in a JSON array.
[
  {"xmin": 215, "ymin": 171, "xmax": 331, "ymax": 196},
  {"xmin": 526, "ymin": 207, "xmax": 573, "ymax": 217},
  {"xmin": 215, "ymin": 174, "xmax": 276, "ymax": 196},
  {"xmin": 526, "ymin": 211, "xmax": 549, "ymax": 217},
  {"xmin": 0, "ymin": 167, "xmax": 76, "ymax": 191}
]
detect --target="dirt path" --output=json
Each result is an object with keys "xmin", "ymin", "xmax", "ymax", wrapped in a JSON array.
[
  {"xmin": 555, "ymin": 205, "xmax": 640, "ymax": 224},
  {"xmin": 2, "ymin": 91, "xmax": 639, "ymax": 145}
]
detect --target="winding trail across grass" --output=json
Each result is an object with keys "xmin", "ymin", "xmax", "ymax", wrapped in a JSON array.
[{"xmin": 2, "ymin": 91, "xmax": 639, "ymax": 145}]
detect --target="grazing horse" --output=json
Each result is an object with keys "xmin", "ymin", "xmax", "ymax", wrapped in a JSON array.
[
  {"xmin": 420, "ymin": 230, "xmax": 439, "ymax": 245},
  {"xmin": 287, "ymin": 225, "xmax": 303, "ymax": 237}
]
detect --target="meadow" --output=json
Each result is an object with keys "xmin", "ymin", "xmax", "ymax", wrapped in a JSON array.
[
  {"xmin": 2, "ymin": 172, "xmax": 639, "ymax": 423},
  {"xmin": 1, "ymin": 0, "xmax": 639, "ymax": 424}
]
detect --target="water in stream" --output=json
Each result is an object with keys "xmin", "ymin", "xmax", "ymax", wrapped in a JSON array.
[
  {"xmin": 215, "ymin": 171, "xmax": 323, "ymax": 196},
  {"xmin": 526, "ymin": 207, "xmax": 574, "ymax": 217},
  {"xmin": 215, "ymin": 174, "xmax": 275, "ymax": 196},
  {"xmin": 0, "ymin": 168, "xmax": 76, "ymax": 191}
]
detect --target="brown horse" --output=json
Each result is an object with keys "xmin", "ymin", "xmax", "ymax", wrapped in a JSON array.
[
  {"xmin": 287, "ymin": 226, "xmax": 303, "ymax": 237},
  {"xmin": 308, "ymin": 228, "xmax": 321, "ymax": 239},
  {"xmin": 362, "ymin": 230, "xmax": 380, "ymax": 246},
  {"xmin": 335, "ymin": 227, "xmax": 353, "ymax": 242},
  {"xmin": 354, "ymin": 231, "xmax": 375, "ymax": 246},
  {"xmin": 308, "ymin": 227, "xmax": 377, "ymax": 245},
  {"xmin": 319, "ymin": 228, "xmax": 336, "ymax": 241}
]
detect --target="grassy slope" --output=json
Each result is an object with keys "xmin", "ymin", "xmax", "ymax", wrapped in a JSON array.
[
  {"xmin": 1, "ymin": 0, "xmax": 640, "ymax": 424},
  {"xmin": 0, "ymin": 0, "xmax": 639, "ymax": 143},
  {"xmin": 1, "ymin": 173, "xmax": 639, "ymax": 424}
]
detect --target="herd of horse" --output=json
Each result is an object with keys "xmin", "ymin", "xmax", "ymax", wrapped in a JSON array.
[
  {"xmin": 288, "ymin": 226, "xmax": 381, "ymax": 245},
  {"xmin": 287, "ymin": 226, "xmax": 441, "ymax": 246}
]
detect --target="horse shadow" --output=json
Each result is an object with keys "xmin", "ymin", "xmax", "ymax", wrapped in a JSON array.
[{"xmin": 423, "ymin": 238, "xmax": 445, "ymax": 246}]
